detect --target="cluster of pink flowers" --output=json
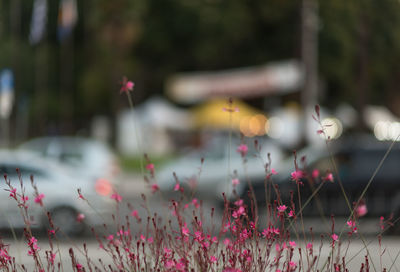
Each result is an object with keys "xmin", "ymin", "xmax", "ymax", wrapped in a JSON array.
[
  {"xmin": 290, "ymin": 170, "xmax": 303, "ymax": 185},
  {"xmin": 0, "ymin": 248, "xmax": 11, "ymax": 265},
  {"xmin": 346, "ymin": 220, "xmax": 358, "ymax": 234},
  {"xmin": 27, "ymin": 237, "xmax": 40, "ymax": 256},
  {"xmin": 232, "ymin": 200, "xmax": 246, "ymax": 218},
  {"xmin": 262, "ymin": 226, "xmax": 280, "ymax": 238}
]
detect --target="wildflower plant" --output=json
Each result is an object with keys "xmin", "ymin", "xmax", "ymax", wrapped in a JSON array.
[{"xmin": 0, "ymin": 80, "xmax": 399, "ymax": 271}]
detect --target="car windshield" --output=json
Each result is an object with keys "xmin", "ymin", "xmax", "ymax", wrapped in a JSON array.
[{"xmin": 184, "ymin": 137, "xmax": 265, "ymax": 161}]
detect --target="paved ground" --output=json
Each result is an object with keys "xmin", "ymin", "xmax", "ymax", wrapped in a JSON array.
[{"xmin": 4, "ymin": 236, "xmax": 400, "ymax": 271}]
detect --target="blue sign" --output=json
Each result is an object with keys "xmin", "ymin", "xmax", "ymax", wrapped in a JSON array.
[{"xmin": 0, "ymin": 69, "xmax": 14, "ymax": 93}]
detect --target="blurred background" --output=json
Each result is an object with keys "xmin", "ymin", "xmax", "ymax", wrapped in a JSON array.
[
  {"xmin": 1, "ymin": 0, "xmax": 400, "ymax": 155},
  {"xmin": 1, "ymin": 0, "xmax": 400, "ymax": 239}
]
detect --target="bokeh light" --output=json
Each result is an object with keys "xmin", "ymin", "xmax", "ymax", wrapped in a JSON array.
[{"xmin": 319, "ymin": 117, "xmax": 343, "ymax": 140}]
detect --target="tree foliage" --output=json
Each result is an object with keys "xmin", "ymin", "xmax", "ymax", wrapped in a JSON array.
[{"xmin": 1, "ymin": 0, "xmax": 400, "ymax": 135}]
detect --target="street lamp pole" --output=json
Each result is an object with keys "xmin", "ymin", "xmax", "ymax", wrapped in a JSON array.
[{"xmin": 301, "ymin": 0, "xmax": 319, "ymax": 144}]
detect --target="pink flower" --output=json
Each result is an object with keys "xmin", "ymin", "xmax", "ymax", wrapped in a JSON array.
[
  {"xmin": 165, "ymin": 260, "xmax": 175, "ymax": 269},
  {"xmin": 288, "ymin": 210, "xmax": 295, "ymax": 217},
  {"xmin": 380, "ymin": 216, "xmax": 385, "ymax": 230},
  {"xmin": 262, "ymin": 228, "xmax": 270, "ymax": 238},
  {"xmin": 0, "ymin": 249, "xmax": 11, "ymax": 261},
  {"xmin": 223, "ymin": 238, "xmax": 231, "ymax": 246},
  {"xmin": 34, "ymin": 193, "xmax": 45, "ymax": 206},
  {"xmin": 192, "ymin": 198, "xmax": 200, "ymax": 208},
  {"xmin": 126, "ymin": 81, "xmax": 134, "ymax": 90},
  {"xmin": 76, "ymin": 213, "xmax": 85, "ymax": 222},
  {"xmin": 271, "ymin": 168, "xmax": 278, "ymax": 175},
  {"xmin": 76, "ymin": 263, "xmax": 83, "ymax": 271},
  {"xmin": 78, "ymin": 190, "xmax": 86, "ymax": 200},
  {"xmin": 312, "ymin": 169, "xmax": 319, "ymax": 179},
  {"xmin": 306, "ymin": 242, "xmax": 313, "ymax": 250},
  {"xmin": 120, "ymin": 77, "xmax": 134, "ymax": 94},
  {"xmin": 232, "ymin": 206, "xmax": 245, "ymax": 218},
  {"xmin": 232, "ymin": 178, "xmax": 240, "ymax": 186},
  {"xmin": 289, "ymin": 261, "xmax": 297, "ymax": 271},
  {"xmin": 210, "ymin": 256, "xmax": 217, "ymax": 263},
  {"xmin": 331, "ymin": 233, "xmax": 339, "ymax": 247},
  {"xmin": 195, "ymin": 231, "xmax": 204, "ymax": 241},
  {"xmin": 27, "ymin": 236, "xmax": 40, "ymax": 255},
  {"xmin": 151, "ymin": 184, "xmax": 159, "ymax": 193},
  {"xmin": 49, "ymin": 252, "xmax": 56, "ymax": 264},
  {"xmin": 181, "ymin": 223, "xmax": 190, "ymax": 236},
  {"xmin": 146, "ymin": 163, "xmax": 154, "ymax": 173},
  {"xmin": 356, "ymin": 204, "xmax": 368, "ymax": 217},
  {"xmin": 346, "ymin": 220, "xmax": 355, "ymax": 228},
  {"xmin": 29, "ymin": 237, "xmax": 37, "ymax": 245},
  {"xmin": 234, "ymin": 199, "xmax": 243, "ymax": 206},
  {"xmin": 289, "ymin": 241, "xmax": 296, "ymax": 248},
  {"xmin": 175, "ymin": 261, "xmax": 186, "ymax": 271},
  {"xmin": 324, "ymin": 172, "xmax": 334, "ymax": 182},
  {"xmin": 291, "ymin": 170, "xmax": 303, "ymax": 182},
  {"xmin": 236, "ymin": 144, "xmax": 248, "ymax": 157},
  {"xmin": 107, "ymin": 235, "xmax": 114, "ymax": 241},
  {"xmin": 131, "ymin": 209, "xmax": 140, "ymax": 220},
  {"xmin": 9, "ymin": 188, "xmax": 16, "ymax": 199},
  {"xmin": 111, "ymin": 193, "xmax": 122, "ymax": 202},
  {"xmin": 277, "ymin": 205, "xmax": 287, "ymax": 213},
  {"xmin": 174, "ymin": 183, "xmax": 180, "ymax": 191}
]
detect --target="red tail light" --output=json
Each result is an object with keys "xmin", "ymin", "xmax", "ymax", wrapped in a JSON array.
[{"xmin": 95, "ymin": 178, "xmax": 113, "ymax": 196}]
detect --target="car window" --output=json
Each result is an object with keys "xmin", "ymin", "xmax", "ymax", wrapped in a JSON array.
[
  {"xmin": 0, "ymin": 165, "xmax": 47, "ymax": 180},
  {"xmin": 59, "ymin": 152, "xmax": 83, "ymax": 166},
  {"xmin": 308, "ymin": 152, "xmax": 352, "ymax": 181},
  {"xmin": 352, "ymin": 150, "xmax": 400, "ymax": 182}
]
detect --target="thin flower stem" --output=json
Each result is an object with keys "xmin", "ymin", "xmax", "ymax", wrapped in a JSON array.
[
  {"xmin": 296, "ymin": 182, "xmax": 307, "ymax": 247},
  {"xmin": 227, "ymin": 106, "xmax": 233, "ymax": 195},
  {"xmin": 125, "ymin": 91, "xmax": 145, "ymax": 178},
  {"xmin": 1, "ymin": 210, "xmax": 22, "ymax": 264},
  {"xmin": 387, "ymin": 247, "xmax": 400, "ymax": 272}
]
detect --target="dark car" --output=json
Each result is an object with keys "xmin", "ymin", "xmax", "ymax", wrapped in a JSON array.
[{"xmin": 242, "ymin": 136, "xmax": 400, "ymax": 220}]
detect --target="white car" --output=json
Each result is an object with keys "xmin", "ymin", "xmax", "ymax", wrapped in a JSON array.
[
  {"xmin": 157, "ymin": 137, "xmax": 283, "ymax": 202},
  {"xmin": 0, "ymin": 150, "xmax": 114, "ymax": 236},
  {"xmin": 18, "ymin": 136, "xmax": 120, "ymax": 189}
]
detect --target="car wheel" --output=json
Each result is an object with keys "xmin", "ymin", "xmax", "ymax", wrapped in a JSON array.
[{"xmin": 48, "ymin": 207, "xmax": 85, "ymax": 237}]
